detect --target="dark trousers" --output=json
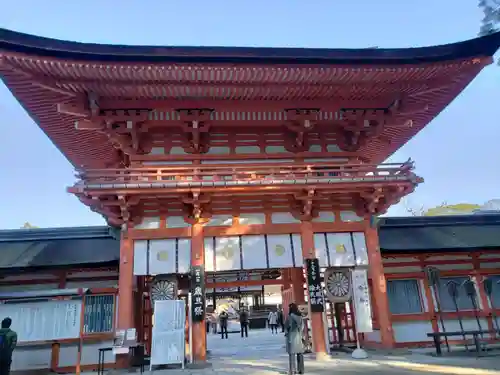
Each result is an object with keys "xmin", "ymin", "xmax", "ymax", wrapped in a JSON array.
[
  {"xmin": 220, "ymin": 324, "xmax": 228, "ymax": 339},
  {"xmin": 280, "ymin": 321, "xmax": 285, "ymax": 332},
  {"xmin": 270, "ymin": 324, "xmax": 278, "ymax": 334},
  {"xmin": 240, "ymin": 322, "xmax": 248, "ymax": 337},
  {"xmin": 0, "ymin": 358, "xmax": 12, "ymax": 375},
  {"xmin": 287, "ymin": 353, "xmax": 304, "ymax": 374},
  {"xmin": 296, "ymin": 353, "xmax": 304, "ymax": 374}
]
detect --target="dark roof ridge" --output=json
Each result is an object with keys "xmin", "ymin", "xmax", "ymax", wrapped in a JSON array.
[
  {"xmin": 1, "ymin": 28, "xmax": 500, "ymax": 65},
  {"xmin": 0, "ymin": 225, "xmax": 117, "ymax": 242},
  {"xmin": 379, "ymin": 214, "xmax": 500, "ymax": 228}
]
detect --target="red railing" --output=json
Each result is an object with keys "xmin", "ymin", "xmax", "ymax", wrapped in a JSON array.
[{"xmin": 71, "ymin": 161, "xmax": 420, "ymax": 191}]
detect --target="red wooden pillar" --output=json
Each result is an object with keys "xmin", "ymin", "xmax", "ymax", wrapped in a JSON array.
[
  {"xmin": 291, "ymin": 268, "xmax": 305, "ymax": 304},
  {"xmin": 300, "ymin": 221, "xmax": 328, "ymax": 359},
  {"xmin": 116, "ymin": 230, "xmax": 134, "ymax": 367},
  {"xmin": 365, "ymin": 224, "xmax": 395, "ymax": 348},
  {"xmin": 191, "ymin": 222, "xmax": 207, "ymax": 362}
]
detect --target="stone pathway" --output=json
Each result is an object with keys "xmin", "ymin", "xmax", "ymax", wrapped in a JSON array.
[{"xmin": 85, "ymin": 329, "xmax": 500, "ymax": 375}]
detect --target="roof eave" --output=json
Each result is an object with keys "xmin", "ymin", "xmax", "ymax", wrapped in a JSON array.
[
  {"xmin": 0, "ymin": 225, "xmax": 117, "ymax": 242},
  {"xmin": 1, "ymin": 28, "xmax": 500, "ymax": 65},
  {"xmin": 379, "ymin": 214, "xmax": 500, "ymax": 228}
]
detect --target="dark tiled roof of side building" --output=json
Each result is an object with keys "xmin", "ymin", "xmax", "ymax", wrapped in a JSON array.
[
  {"xmin": 0, "ymin": 226, "xmax": 120, "ymax": 271},
  {"xmin": 1, "ymin": 214, "xmax": 500, "ymax": 271},
  {"xmin": 378, "ymin": 214, "xmax": 500, "ymax": 253}
]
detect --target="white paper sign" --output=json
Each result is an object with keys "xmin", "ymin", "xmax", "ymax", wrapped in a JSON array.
[
  {"xmin": 150, "ymin": 300, "xmax": 185, "ymax": 368},
  {"xmin": 351, "ymin": 269, "xmax": 373, "ymax": 333}
]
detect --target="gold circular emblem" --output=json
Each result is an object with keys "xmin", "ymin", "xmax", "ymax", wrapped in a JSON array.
[
  {"xmin": 157, "ymin": 251, "xmax": 169, "ymax": 261},
  {"xmin": 275, "ymin": 244, "xmax": 286, "ymax": 256},
  {"xmin": 219, "ymin": 246, "xmax": 235, "ymax": 260},
  {"xmin": 335, "ymin": 244, "xmax": 346, "ymax": 253}
]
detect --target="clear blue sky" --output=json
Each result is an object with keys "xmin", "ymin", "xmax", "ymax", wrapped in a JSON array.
[{"xmin": 0, "ymin": 0, "xmax": 498, "ymax": 229}]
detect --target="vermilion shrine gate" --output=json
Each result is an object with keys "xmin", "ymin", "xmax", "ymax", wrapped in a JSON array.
[{"xmin": 1, "ymin": 28, "xmax": 499, "ymax": 365}]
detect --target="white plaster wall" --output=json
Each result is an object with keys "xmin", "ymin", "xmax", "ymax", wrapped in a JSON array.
[
  {"xmin": 264, "ymin": 294, "xmax": 282, "ymax": 306},
  {"xmin": 364, "ymin": 330, "xmax": 381, "ymax": 342},
  {"xmin": 11, "ymin": 345, "xmax": 52, "ymax": 371},
  {"xmin": 439, "ymin": 318, "xmax": 491, "ymax": 337},
  {"xmin": 58, "ymin": 340, "xmax": 115, "ymax": 367},
  {"xmin": 393, "ymin": 321, "xmax": 434, "ymax": 343}
]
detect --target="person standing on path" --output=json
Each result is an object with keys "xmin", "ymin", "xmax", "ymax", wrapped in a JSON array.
[
  {"xmin": 239, "ymin": 307, "xmax": 250, "ymax": 338},
  {"xmin": 277, "ymin": 306, "xmax": 285, "ymax": 332},
  {"xmin": 268, "ymin": 309, "xmax": 279, "ymax": 334},
  {"xmin": 219, "ymin": 310, "xmax": 229, "ymax": 339},
  {"xmin": 285, "ymin": 303, "xmax": 305, "ymax": 375},
  {"xmin": 0, "ymin": 317, "xmax": 17, "ymax": 375}
]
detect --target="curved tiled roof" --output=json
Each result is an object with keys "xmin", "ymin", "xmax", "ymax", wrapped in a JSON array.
[
  {"xmin": 0, "ymin": 226, "xmax": 119, "ymax": 270},
  {"xmin": 1, "ymin": 29, "xmax": 500, "ymax": 168},
  {"xmin": 1, "ymin": 28, "xmax": 500, "ymax": 64}
]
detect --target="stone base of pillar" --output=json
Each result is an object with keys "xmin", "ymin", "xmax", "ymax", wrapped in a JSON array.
[{"xmin": 314, "ymin": 352, "xmax": 331, "ymax": 361}]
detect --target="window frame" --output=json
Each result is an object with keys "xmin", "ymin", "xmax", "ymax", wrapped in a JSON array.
[
  {"xmin": 82, "ymin": 293, "xmax": 116, "ymax": 334},
  {"xmin": 386, "ymin": 278, "xmax": 425, "ymax": 315}
]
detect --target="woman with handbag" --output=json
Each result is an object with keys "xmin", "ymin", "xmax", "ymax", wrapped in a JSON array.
[{"xmin": 284, "ymin": 303, "xmax": 305, "ymax": 374}]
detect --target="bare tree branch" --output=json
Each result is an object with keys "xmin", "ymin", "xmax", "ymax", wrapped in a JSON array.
[{"xmin": 479, "ymin": 0, "xmax": 500, "ymax": 36}]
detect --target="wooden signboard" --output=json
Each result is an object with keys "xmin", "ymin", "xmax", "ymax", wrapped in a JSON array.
[
  {"xmin": 305, "ymin": 258, "xmax": 325, "ymax": 313},
  {"xmin": 190, "ymin": 265, "xmax": 206, "ymax": 323}
]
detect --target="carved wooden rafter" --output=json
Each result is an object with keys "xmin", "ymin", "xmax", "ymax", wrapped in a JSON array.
[
  {"xmin": 182, "ymin": 191, "xmax": 211, "ymax": 223},
  {"xmin": 58, "ymin": 95, "xmax": 153, "ymax": 158},
  {"xmin": 77, "ymin": 194, "xmax": 142, "ymax": 227},
  {"xmin": 176, "ymin": 109, "xmax": 213, "ymax": 154},
  {"xmin": 292, "ymin": 189, "xmax": 319, "ymax": 221},
  {"xmin": 337, "ymin": 99, "xmax": 403, "ymax": 152},
  {"xmin": 283, "ymin": 109, "xmax": 319, "ymax": 152}
]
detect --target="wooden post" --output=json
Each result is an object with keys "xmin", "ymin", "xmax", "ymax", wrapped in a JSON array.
[
  {"xmin": 291, "ymin": 268, "xmax": 305, "ymax": 304},
  {"xmin": 365, "ymin": 223, "xmax": 395, "ymax": 348},
  {"xmin": 116, "ymin": 230, "xmax": 134, "ymax": 367},
  {"xmin": 300, "ymin": 221, "xmax": 328, "ymax": 359},
  {"xmin": 191, "ymin": 221, "xmax": 207, "ymax": 362}
]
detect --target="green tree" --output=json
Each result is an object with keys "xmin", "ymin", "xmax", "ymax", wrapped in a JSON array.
[
  {"xmin": 21, "ymin": 222, "xmax": 38, "ymax": 229},
  {"xmin": 479, "ymin": 0, "xmax": 500, "ymax": 36},
  {"xmin": 404, "ymin": 200, "xmax": 482, "ymax": 216}
]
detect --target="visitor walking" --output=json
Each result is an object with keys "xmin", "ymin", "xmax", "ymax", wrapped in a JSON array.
[
  {"xmin": 268, "ymin": 309, "xmax": 279, "ymax": 334},
  {"xmin": 285, "ymin": 304, "xmax": 304, "ymax": 375},
  {"xmin": 239, "ymin": 307, "xmax": 249, "ymax": 338},
  {"xmin": 0, "ymin": 317, "xmax": 17, "ymax": 375},
  {"xmin": 277, "ymin": 306, "xmax": 285, "ymax": 332},
  {"xmin": 209, "ymin": 313, "xmax": 218, "ymax": 334},
  {"xmin": 219, "ymin": 310, "xmax": 229, "ymax": 339}
]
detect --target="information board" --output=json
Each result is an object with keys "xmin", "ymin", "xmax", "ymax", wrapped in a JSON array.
[
  {"xmin": 190, "ymin": 265, "xmax": 205, "ymax": 322},
  {"xmin": 305, "ymin": 258, "xmax": 325, "ymax": 312},
  {"xmin": 150, "ymin": 300, "xmax": 185, "ymax": 369},
  {"xmin": 0, "ymin": 299, "xmax": 81, "ymax": 342}
]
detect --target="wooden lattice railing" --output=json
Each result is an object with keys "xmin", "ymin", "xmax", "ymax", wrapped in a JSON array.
[{"xmin": 70, "ymin": 161, "xmax": 420, "ymax": 191}]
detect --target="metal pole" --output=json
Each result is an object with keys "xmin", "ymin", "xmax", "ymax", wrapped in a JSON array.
[{"xmin": 188, "ymin": 292, "xmax": 193, "ymax": 364}]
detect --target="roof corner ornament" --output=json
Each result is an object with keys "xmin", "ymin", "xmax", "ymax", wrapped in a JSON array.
[
  {"xmin": 177, "ymin": 108, "xmax": 213, "ymax": 154},
  {"xmin": 283, "ymin": 108, "xmax": 319, "ymax": 152}
]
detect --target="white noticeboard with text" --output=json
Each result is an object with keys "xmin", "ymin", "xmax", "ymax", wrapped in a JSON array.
[
  {"xmin": 150, "ymin": 300, "xmax": 186, "ymax": 369},
  {"xmin": 351, "ymin": 269, "xmax": 373, "ymax": 333},
  {"xmin": 0, "ymin": 300, "xmax": 81, "ymax": 342}
]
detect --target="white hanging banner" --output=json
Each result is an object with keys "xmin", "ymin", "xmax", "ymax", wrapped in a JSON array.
[
  {"xmin": 150, "ymin": 300, "xmax": 186, "ymax": 369},
  {"xmin": 351, "ymin": 269, "xmax": 373, "ymax": 333}
]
